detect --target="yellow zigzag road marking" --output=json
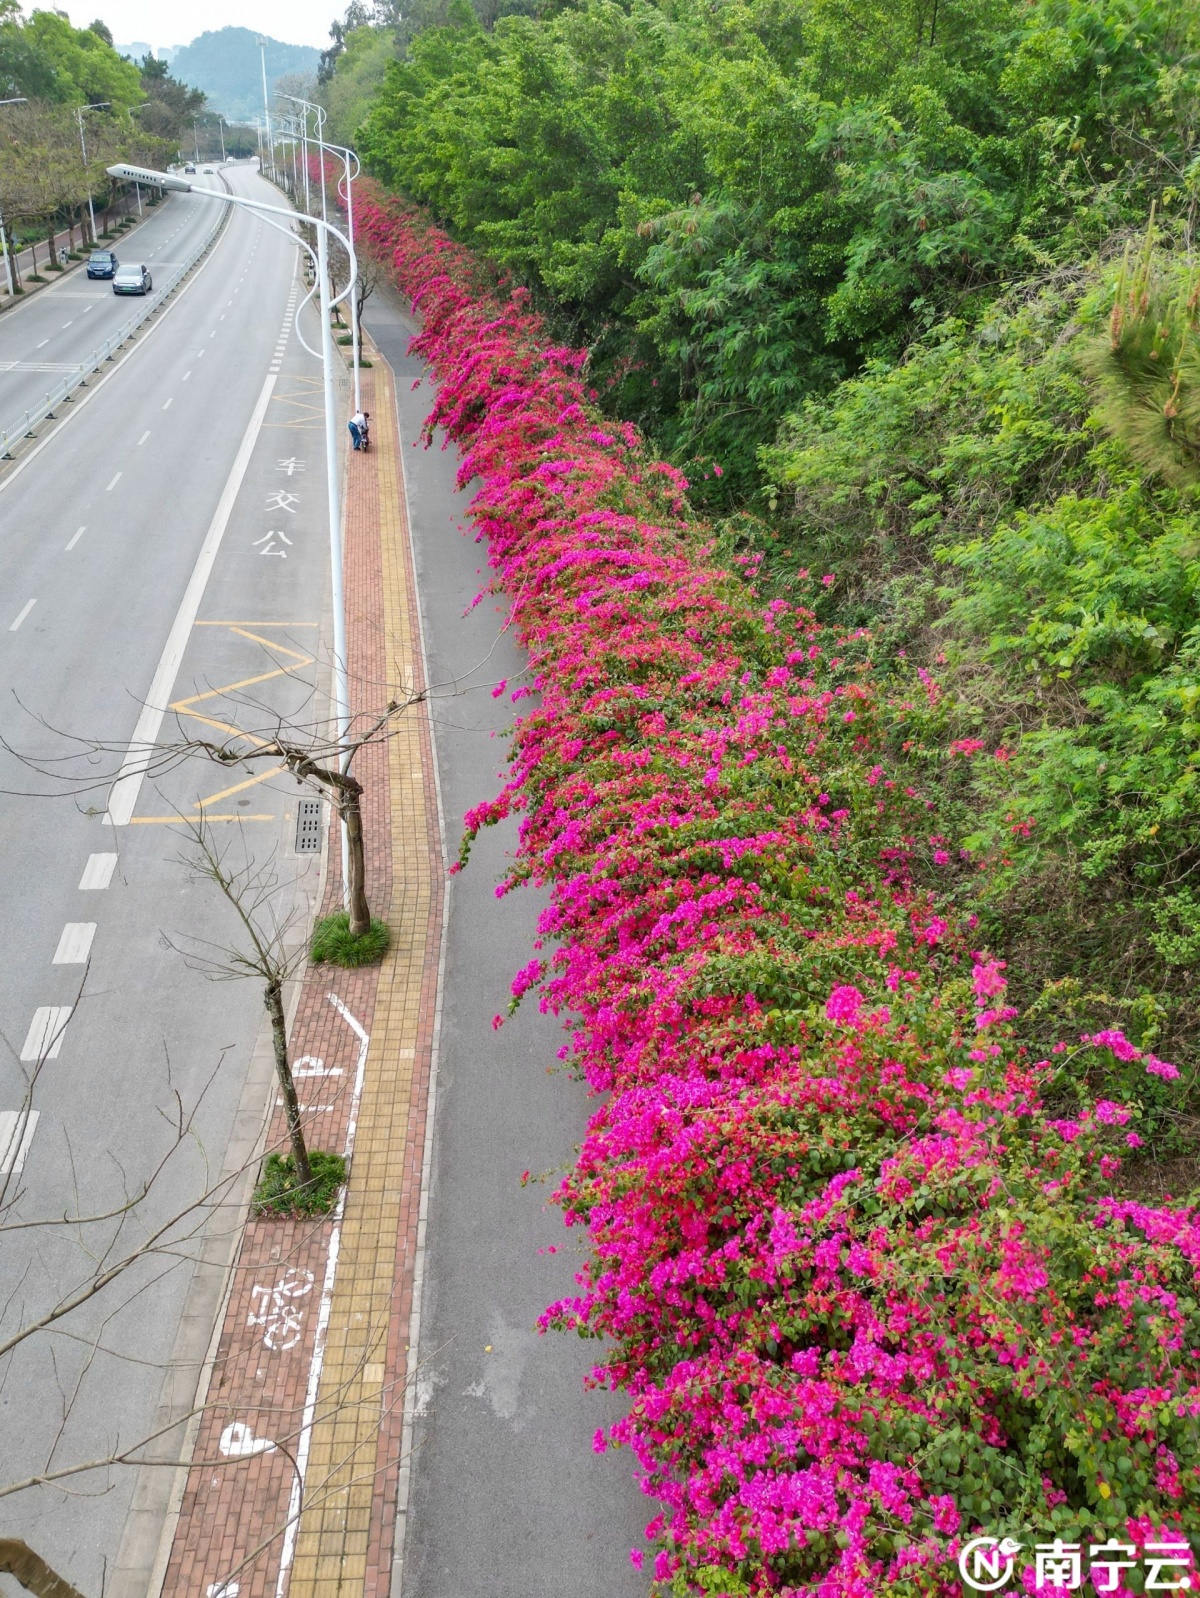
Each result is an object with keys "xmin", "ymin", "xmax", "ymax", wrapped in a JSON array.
[{"xmin": 133, "ymin": 623, "xmax": 317, "ymax": 823}]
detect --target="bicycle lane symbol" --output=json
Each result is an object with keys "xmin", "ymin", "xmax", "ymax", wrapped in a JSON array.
[{"xmin": 247, "ymin": 1266, "xmax": 315, "ymax": 1351}]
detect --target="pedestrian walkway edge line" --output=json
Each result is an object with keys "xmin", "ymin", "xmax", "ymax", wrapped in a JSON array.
[{"xmin": 386, "ymin": 344, "xmax": 452, "ymax": 1598}]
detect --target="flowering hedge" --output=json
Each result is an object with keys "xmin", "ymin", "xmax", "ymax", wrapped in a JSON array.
[{"xmin": 356, "ymin": 188, "xmax": 1200, "ymax": 1594}]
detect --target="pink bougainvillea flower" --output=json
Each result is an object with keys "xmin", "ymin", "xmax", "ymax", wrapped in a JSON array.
[{"xmin": 350, "ymin": 182, "xmax": 1199, "ymax": 1598}]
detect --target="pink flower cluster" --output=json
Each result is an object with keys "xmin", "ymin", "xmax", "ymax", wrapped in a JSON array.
[{"xmin": 356, "ymin": 190, "xmax": 1200, "ymax": 1593}]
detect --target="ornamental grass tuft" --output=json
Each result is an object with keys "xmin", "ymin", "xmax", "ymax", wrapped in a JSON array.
[
  {"xmin": 309, "ymin": 911, "xmax": 389, "ymax": 967},
  {"xmin": 252, "ymin": 1149, "xmax": 345, "ymax": 1217}
]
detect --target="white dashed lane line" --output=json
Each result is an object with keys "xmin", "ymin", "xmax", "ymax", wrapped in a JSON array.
[
  {"xmin": 8, "ymin": 599, "xmax": 35, "ymax": 632},
  {"xmin": 19, "ymin": 1007, "xmax": 71, "ymax": 1062},
  {"xmin": 105, "ymin": 472, "xmax": 121, "ymax": 491},
  {"xmin": 163, "ymin": 397, "xmax": 173, "ymax": 410},
  {"xmin": 137, "ymin": 430, "xmax": 150, "ymax": 446},
  {"xmin": 53, "ymin": 923, "xmax": 96, "ymax": 963},
  {"xmin": 0, "ymin": 1111, "xmax": 39, "ymax": 1176},
  {"xmin": 64, "ymin": 525, "xmax": 86, "ymax": 551},
  {"xmin": 79, "ymin": 853, "xmax": 117, "ymax": 890}
]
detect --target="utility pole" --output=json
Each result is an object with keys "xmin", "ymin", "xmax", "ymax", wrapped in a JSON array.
[
  {"xmin": 258, "ymin": 37, "xmax": 275, "ymax": 181},
  {"xmin": 76, "ymin": 102, "xmax": 109, "ymax": 243}
]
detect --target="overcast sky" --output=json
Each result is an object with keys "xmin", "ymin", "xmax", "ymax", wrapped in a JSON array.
[{"xmin": 60, "ymin": 0, "xmax": 338, "ymax": 51}]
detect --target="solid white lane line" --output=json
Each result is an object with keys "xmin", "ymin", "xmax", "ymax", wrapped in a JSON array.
[
  {"xmin": 53, "ymin": 923, "xmax": 96, "ymax": 964},
  {"xmin": 106, "ymin": 374, "xmax": 278, "ymax": 826},
  {"xmin": 64, "ymin": 525, "xmax": 86, "ymax": 551},
  {"xmin": 8, "ymin": 599, "xmax": 35, "ymax": 632},
  {"xmin": 20, "ymin": 1007, "xmax": 71, "ymax": 1062},
  {"xmin": 106, "ymin": 472, "xmax": 121, "ymax": 491},
  {"xmin": 79, "ymin": 853, "xmax": 117, "ymax": 890},
  {"xmin": 137, "ymin": 430, "xmax": 150, "ymax": 445},
  {"xmin": 0, "ymin": 1111, "xmax": 39, "ymax": 1176},
  {"xmin": 163, "ymin": 397, "xmax": 173, "ymax": 410}
]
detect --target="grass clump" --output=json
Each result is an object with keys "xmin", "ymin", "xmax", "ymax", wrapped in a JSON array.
[
  {"xmin": 310, "ymin": 911, "xmax": 390, "ymax": 967},
  {"xmin": 253, "ymin": 1149, "xmax": 346, "ymax": 1216}
]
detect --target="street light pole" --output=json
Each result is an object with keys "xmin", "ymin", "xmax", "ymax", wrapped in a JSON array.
[
  {"xmin": 107, "ymin": 161, "xmax": 358, "ymax": 902},
  {"xmin": 76, "ymin": 101, "xmax": 110, "ymax": 244},
  {"xmin": 323, "ymin": 139, "xmax": 363, "ymax": 414},
  {"xmin": 258, "ymin": 37, "xmax": 275, "ymax": 182}
]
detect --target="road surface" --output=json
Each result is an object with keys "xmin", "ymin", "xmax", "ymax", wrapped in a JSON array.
[
  {"xmin": 365, "ymin": 288, "xmax": 647, "ymax": 1598},
  {"xmin": 0, "ymin": 190, "xmax": 221, "ymax": 444},
  {"xmin": 0, "ymin": 163, "xmax": 335, "ymax": 1595}
]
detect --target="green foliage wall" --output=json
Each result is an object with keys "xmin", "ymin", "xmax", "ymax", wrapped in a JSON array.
[
  {"xmin": 762, "ymin": 239, "xmax": 1200, "ymax": 1108},
  {"xmin": 355, "ymin": 0, "xmax": 1200, "ymax": 495},
  {"xmin": 343, "ymin": 0, "xmax": 1200, "ymax": 1133}
]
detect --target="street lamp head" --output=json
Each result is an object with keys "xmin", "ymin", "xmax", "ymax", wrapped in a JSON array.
[{"xmin": 107, "ymin": 162, "xmax": 191, "ymax": 192}]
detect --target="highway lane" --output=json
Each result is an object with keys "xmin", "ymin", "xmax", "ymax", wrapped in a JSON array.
[
  {"xmin": 0, "ymin": 164, "xmax": 335, "ymax": 1593},
  {"xmin": 0, "ymin": 183, "xmax": 224, "ymax": 439},
  {"xmin": 365, "ymin": 290, "xmax": 646, "ymax": 1595}
]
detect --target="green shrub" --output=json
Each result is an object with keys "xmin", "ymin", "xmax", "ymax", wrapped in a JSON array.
[
  {"xmin": 310, "ymin": 911, "xmax": 390, "ymax": 967},
  {"xmin": 252, "ymin": 1149, "xmax": 346, "ymax": 1216}
]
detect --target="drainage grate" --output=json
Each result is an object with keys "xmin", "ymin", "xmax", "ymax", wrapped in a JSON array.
[{"xmin": 295, "ymin": 798, "xmax": 323, "ymax": 853}]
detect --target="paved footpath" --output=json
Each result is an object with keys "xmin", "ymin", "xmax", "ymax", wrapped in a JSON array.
[{"xmin": 160, "ymin": 339, "xmax": 444, "ymax": 1598}]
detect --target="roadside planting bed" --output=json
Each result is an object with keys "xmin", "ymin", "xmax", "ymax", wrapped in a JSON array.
[{"xmin": 359, "ymin": 189, "xmax": 1200, "ymax": 1596}]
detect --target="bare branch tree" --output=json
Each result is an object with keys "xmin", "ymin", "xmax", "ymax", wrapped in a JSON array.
[{"xmin": 170, "ymin": 819, "xmax": 318, "ymax": 1192}]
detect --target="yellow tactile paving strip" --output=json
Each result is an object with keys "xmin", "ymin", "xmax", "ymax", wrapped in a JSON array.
[{"xmin": 288, "ymin": 351, "xmax": 438, "ymax": 1598}]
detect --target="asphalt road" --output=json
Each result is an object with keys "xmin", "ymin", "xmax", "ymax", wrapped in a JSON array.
[
  {"xmin": 366, "ymin": 290, "xmax": 647, "ymax": 1596},
  {"xmin": 0, "ymin": 189, "xmax": 222, "ymax": 442},
  {"xmin": 0, "ymin": 164, "xmax": 335, "ymax": 1594}
]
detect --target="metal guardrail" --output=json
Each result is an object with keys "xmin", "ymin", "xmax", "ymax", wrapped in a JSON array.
[{"xmin": 0, "ymin": 202, "xmax": 227, "ymax": 460}]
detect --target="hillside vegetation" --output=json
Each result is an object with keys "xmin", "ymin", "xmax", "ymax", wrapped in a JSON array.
[
  {"xmin": 170, "ymin": 27, "xmax": 321, "ymax": 122},
  {"xmin": 334, "ymin": 0, "xmax": 1200, "ymax": 1152},
  {"xmin": 0, "ymin": 6, "xmax": 203, "ymax": 273}
]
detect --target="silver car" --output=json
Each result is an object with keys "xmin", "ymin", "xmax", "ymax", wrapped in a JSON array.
[{"xmin": 113, "ymin": 263, "xmax": 152, "ymax": 296}]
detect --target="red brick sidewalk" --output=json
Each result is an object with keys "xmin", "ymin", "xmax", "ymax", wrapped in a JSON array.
[{"xmin": 160, "ymin": 343, "xmax": 444, "ymax": 1598}]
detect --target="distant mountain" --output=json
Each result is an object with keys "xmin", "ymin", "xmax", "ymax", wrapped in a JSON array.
[
  {"xmin": 116, "ymin": 42, "xmax": 181, "ymax": 63},
  {"xmin": 169, "ymin": 29, "xmax": 321, "ymax": 122}
]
